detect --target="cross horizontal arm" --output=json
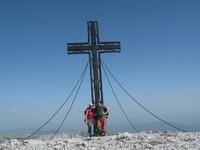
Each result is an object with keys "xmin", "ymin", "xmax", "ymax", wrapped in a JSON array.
[
  {"xmin": 68, "ymin": 51, "xmax": 90, "ymax": 55},
  {"xmin": 96, "ymin": 41, "xmax": 121, "ymax": 52},
  {"xmin": 68, "ymin": 42, "xmax": 89, "ymax": 45},
  {"xmin": 68, "ymin": 43, "xmax": 91, "ymax": 54}
]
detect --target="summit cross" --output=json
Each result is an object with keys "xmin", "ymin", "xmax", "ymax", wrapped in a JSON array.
[{"xmin": 67, "ymin": 21, "xmax": 120, "ymax": 104}]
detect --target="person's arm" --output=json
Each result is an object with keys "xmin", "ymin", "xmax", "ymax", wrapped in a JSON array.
[
  {"xmin": 104, "ymin": 106, "xmax": 109, "ymax": 115},
  {"xmin": 84, "ymin": 109, "xmax": 88, "ymax": 122}
]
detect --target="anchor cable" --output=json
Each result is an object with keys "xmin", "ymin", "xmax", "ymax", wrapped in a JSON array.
[
  {"xmin": 50, "ymin": 60, "xmax": 88, "ymax": 140},
  {"xmin": 24, "ymin": 60, "xmax": 89, "ymax": 140},
  {"xmin": 102, "ymin": 64, "xmax": 139, "ymax": 132},
  {"xmin": 102, "ymin": 61, "xmax": 187, "ymax": 132}
]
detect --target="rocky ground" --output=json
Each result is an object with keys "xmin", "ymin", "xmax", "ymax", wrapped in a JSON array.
[{"xmin": 0, "ymin": 131, "xmax": 200, "ymax": 150}]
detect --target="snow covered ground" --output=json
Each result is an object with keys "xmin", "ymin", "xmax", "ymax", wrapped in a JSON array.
[{"xmin": 0, "ymin": 131, "xmax": 200, "ymax": 150}]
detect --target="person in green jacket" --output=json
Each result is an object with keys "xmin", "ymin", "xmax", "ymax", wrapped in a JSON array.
[{"xmin": 94, "ymin": 100, "xmax": 109, "ymax": 136}]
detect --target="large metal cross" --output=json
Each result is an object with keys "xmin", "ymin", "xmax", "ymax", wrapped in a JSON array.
[{"xmin": 67, "ymin": 21, "xmax": 120, "ymax": 104}]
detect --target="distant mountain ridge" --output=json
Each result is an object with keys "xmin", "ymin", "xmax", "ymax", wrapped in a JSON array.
[
  {"xmin": 108, "ymin": 122, "xmax": 200, "ymax": 134},
  {"xmin": 1, "ymin": 121, "xmax": 200, "ymax": 135}
]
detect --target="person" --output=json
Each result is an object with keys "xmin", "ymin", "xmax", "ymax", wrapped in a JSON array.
[
  {"xmin": 84, "ymin": 103, "xmax": 95, "ymax": 137},
  {"xmin": 94, "ymin": 100, "xmax": 109, "ymax": 136}
]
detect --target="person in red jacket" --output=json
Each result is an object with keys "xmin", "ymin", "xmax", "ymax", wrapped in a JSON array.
[{"xmin": 84, "ymin": 103, "xmax": 95, "ymax": 137}]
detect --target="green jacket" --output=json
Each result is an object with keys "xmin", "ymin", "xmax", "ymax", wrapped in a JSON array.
[{"xmin": 95, "ymin": 104, "xmax": 108, "ymax": 119}]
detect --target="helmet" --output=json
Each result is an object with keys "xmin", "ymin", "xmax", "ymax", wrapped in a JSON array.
[{"xmin": 89, "ymin": 103, "xmax": 93, "ymax": 106}]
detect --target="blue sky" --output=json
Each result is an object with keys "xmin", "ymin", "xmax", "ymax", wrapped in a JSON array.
[{"xmin": 0, "ymin": 0, "xmax": 200, "ymax": 132}]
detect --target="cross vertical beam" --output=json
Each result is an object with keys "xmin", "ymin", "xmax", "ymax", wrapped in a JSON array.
[
  {"xmin": 89, "ymin": 22, "xmax": 101, "ymax": 104},
  {"xmin": 67, "ymin": 21, "xmax": 120, "ymax": 105}
]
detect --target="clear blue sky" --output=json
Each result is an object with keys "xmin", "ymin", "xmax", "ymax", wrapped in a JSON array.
[{"xmin": 0, "ymin": 0, "xmax": 200, "ymax": 132}]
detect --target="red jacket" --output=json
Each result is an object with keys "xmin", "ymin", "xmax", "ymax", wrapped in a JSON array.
[{"xmin": 85, "ymin": 107, "xmax": 95, "ymax": 120}]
